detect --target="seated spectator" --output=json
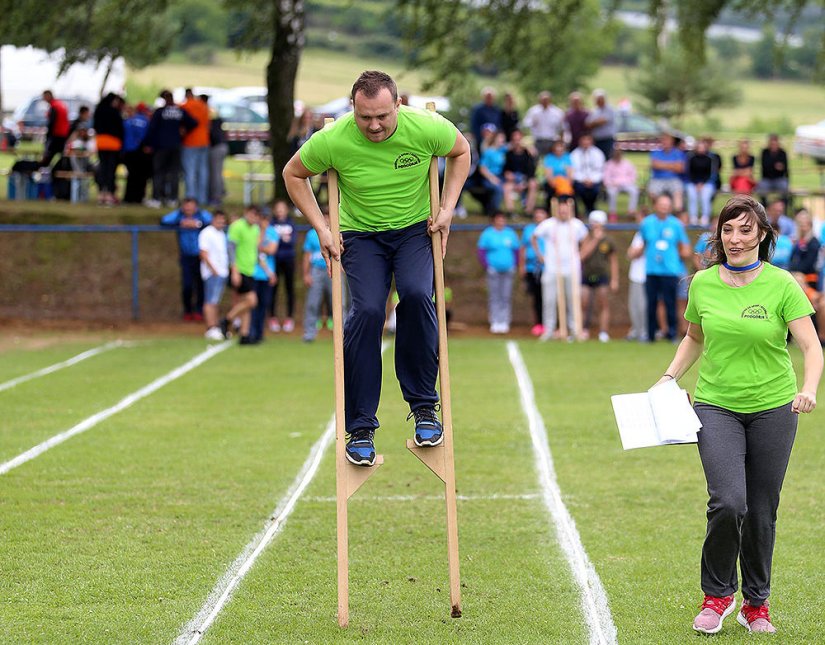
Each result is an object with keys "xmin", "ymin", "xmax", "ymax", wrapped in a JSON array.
[
  {"xmin": 570, "ymin": 134, "xmax": 605, "ymax": 216},
  {"xmin": 767, "ymin": 198, "xmax": 796, "ymax": 239},
  {"xmin": 579, "ymin": 210, "xmax": 618, "ymax": 342},
  {"xmin": 477, "ymin": 212, "xmax": 520, "ymax": 334},
  {"xmin": 648, "ymin": 133, "xmax": 685, "ymax": 211},
  {"xmin": 477, "ymin": 129, "xmax": 508, "ymax": 214},
  {"xmin": 790, "ymin": 209, "xmax": 821, "ymax": 294},
  {"xmin": 730, "ymin": 139, "xmax": 756, "ymax": 194},
  {"xmin": 460, "ymin": 132, "xmax": 497, "ymax": 216},
  {"xmin": 69, "ymin": 106, "xmax": 91, "ymax": 136},
  {"xmin": 502, "ymin": 129, "xmax": 538, "ymax": 214},
  {"xmin": 542, "ymin": 139, "xmax": 574, "ymax": 207},
  {"xmin": 756, "ymin": 133, "xmax": 790, "ymax": 198},
  {"xmin": 685, "ymin": 139, "xmax": 715, "ymax": 226},
  {"xmin": 603, "ymin": 148, "xmax": 638, "ymax": 219}
]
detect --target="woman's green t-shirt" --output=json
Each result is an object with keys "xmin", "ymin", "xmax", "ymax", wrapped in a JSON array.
[{"xmin": 684, "ymin": 263, "xmax": 814, "ymax": 413}]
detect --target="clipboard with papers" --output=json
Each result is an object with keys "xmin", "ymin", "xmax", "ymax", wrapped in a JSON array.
[{"xmin": 611, "ymin": 379, "xmax": 702, "ymax": 450}]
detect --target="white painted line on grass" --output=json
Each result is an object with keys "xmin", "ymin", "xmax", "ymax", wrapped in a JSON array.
[
  {"xmin": 0, "ymin": 341, "xmax": 231, "ymax": 476},
  {"xmin": 0, "ymin": 341, "xmax": 125, "ymax": 393},
  {"xmin": 175, "ymin": 341, "xmax": 389, "ymax": 645},
  {"xmin": 507, "ymin": 341, "xmax": 618, "ymax": 645},
  {"xmin": 304, "ymin": 492, "xmax": 541, "ymax": 503}
]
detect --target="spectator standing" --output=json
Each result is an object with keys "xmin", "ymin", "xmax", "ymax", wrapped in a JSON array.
[
  {"xmin": 477, "ymin": 129, "xmax": 508, "ymax": 214},
  {"xmin": 532, "ymin": 196, "xmax": 588, "ymax": 340},
  {"xmin": 603, "ymin": 148, "xmax": 639, "ymax": 219},
  {"xmin": 204, "ymin": 95, "xmax": 227, "ymax": 205},
  {"xmin": 250, "ymin": 217, "xmax": 280, "ymax": 343},
  {"xmin": 269, "ymin": 199, "xmax": 297, "ymax": 332},
  {"xmin": 789, "ymin": 210, "xmax": 820, "ymax": 293},
  {"xmin": 93, "ymin": 93, "xmax": 124, "ymax": 206},
  {"xmin": 501, "ymin": 93, "xmax": 520, "ymax": 142},
  {"xmin": 766, "ymin": 199, "xmax": 795, "ymax": 239},
  {"xmin": 288, "ymin": 108, "xmax": 315, "ymax": 154},
  {"xmin": 542, "ymin": 139, "xmax": 574, "ymax": 206},
  {"xmin": 564, "ymin": 92, "xmax": 589, "ymax": 151},
  {"xmin": 122, "ymin": 102, "xmax": 152, "ymax": 204},
  {"xmin": 705, "ymin": 136, "xmax": 723, "ymax": 192},
  {"xmin": 68, "ymin": 105, "xmax": 91, "ymax": 136},
  {"xmin": 522, "ymin": 91, "xmax": 565, "ymax": 157},
  {"xmin": 198, "ymin": 210, "xmax": 229, "ymax": 340},
  {"xmin": 160, "ymin": 197, "xmax": 212, "ymax": 320},
  {"xmin": 730, "ymin": 139, "xmax": 756, "ymax": 194},
  {"xmin": 629, "ymin": 194, "xmax": 690, "ymax": 342},
  {"xmin": 756, "ymin": 134, "xmax": 789, "ymax": 198},
  {"xmin": 144, "ymin": 89, "xmax": 197, "ymax": 208},
  {"xmin": 585, "ymin": 89, "xmax": 616, "ymax": 160},
  {"xmin": 648, "ymin": 133, "xmax": 686, "ymax": 211},
  {"xmin": 477, "ymin": 212, "xmax": 520, "ymax": 334},
  {"xmin": 224, "ymin": 205, "xmax": 262, "ymax": 344},
  {"xmin": 686, "ymin": 139, "xmax": 716, "ymax": 226},
  {"xmin": 580, "ymin": 210, "xmax": 618, "ymax": 342},
  {"xmin": 181, "ymin": 89, "xmax": 210, "ymax": 205},
  {"xmin": 570, "ymin": 133, "xmax": 605, "ymax": 215},
  {"xmin": 520, "ymin": 207, "xmax": 547, "ymax": 336},
  {"xmin": 40, "ymin": 90, "xmax": 70, "ymax": 167},
  {"xmin": 502, "ymin": 129, "xmax": 538, "ymax": 214},
  {"xmin": 470, "ymin": 87, "xmax": 503, "ymax": 152},
  {"xmin": 626, "ymin": 225, "xmax": 647, "ymax": 341},
  {"xmin": 302, "ymin": 211, "xmax": 333, "ymax": 342}
]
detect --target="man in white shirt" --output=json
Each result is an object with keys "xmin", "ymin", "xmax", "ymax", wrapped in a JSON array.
[
  {"xmin": 531, "ymin": 196, "xmax": 588, "ymax": 340},
  {"xmin": 570, "ymin": 133, "xmax": 606, "ymax": 215},
  {"xmin": 198, "ymin": 210, "xmax": 229, "ymax": 340},
  {"xmin": 522, "ymin": 91, "xmax": 565, "ymax": 157}
]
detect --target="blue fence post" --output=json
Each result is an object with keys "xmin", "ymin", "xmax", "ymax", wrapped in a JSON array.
[{"xmin": 131, "ymin": 229, "xmax": 140, "ymax": 320}]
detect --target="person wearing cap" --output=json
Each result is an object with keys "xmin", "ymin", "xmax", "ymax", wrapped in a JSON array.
[
  {"xmin": 122, "ymin": 102, "xmax": 152, "ymax": 204},
  {"xmin": 585, "ymin": 89, "xmax": 616, "ymax": 160},
  {"xmin": 580, "ymin": 210, "xmax": 618, "ymax": 342},
  {"xmin": 523, "ymin": 91, "xmax": 565, "ymax": 157},
  {"xmin": 470, "ymin": 87, "xmax": 503, "ymax": 153}
]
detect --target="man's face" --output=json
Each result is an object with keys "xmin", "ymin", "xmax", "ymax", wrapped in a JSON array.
[
  {"xmin": 213, "ymin": 215, "xmax": 226, "ymax": 230},
  {"xmin": 353, "ymin": 88, "xmax": 400, "ymax": 143},
  {"xmin": 244, "ymin": 210, "xmax": 259, "ymax": 225},
  {"xmin": 181, "ymin": 200, "xmax": 197, "ymax": 217},
  {"xmin": 540, "ymin": 95, "xmax": 550, "ymax": 108},
  {"xmin": 768, "ymin": 201, "xmax": 783, "ymax": 220},
  {"xmin": 655, "ymin": 196, "xmax": 672, "ymax": 218},
  {"xmin": 273, "ymin": 202, "xmax": 289, "ymax": 220},
  {"xmin": 579, "ymin": 135, "xmax": 593, "ymax": 149},
  {"xmin": 511, "ymin": 131, "xmax": 523, "ymax": 147},
  {"xmin": 483, "ymin": 91, "xmax": 495, "ymax": 106},
  {"xmin": 557, "ymin": 201, "xmax": 573, "ymax": 220},
  {"xmin": 660, "ymin": 135, "xmax": 674, "ymax": 150}
]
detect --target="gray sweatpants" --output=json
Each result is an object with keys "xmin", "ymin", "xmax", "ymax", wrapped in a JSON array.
[
  {"xmin": 487, "ymin": 268, "xmax": 514, "ymax": 327},
  {"xmin": 303, "ymin": 265, "xmax": 332, "ymax": 341},
  {"xmin": 694, "ymin": 401, "xmax": 798, "ymax": 605},
  {"xmin": 628, "ymin": 280, "xmax": 647, "ymax": 340}
]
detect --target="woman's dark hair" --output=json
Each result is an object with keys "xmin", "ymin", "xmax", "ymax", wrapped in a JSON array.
[{"xmin": 707, "ymin": 195, "xmax": 775, "ymax": 266}]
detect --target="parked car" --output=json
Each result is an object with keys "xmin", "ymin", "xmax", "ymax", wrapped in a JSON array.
[
  {"xmin": 210, "ymin": 97, "xmax": 270, "ymax": 155},
  {"xmin": 794, "ymin": 119, "xmax": 825, "ymax": 164},
  {"xmin": 615, "ymin": 112, "xmax": 694, "ymax": 152},
  {"xmin": 12, "ymin": 95, "xmax": 91, "ymax": 140}
]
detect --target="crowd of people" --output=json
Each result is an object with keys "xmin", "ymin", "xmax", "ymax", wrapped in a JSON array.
[
  {"xmin": 459, "ymin": 87, "xmax": 793, "ymax": 227},
  {"xmin": 32, "ymin": 88, "xmax": 229, "ymax": 206}
]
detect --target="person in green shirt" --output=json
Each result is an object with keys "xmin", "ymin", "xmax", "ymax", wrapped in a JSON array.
[
  {"xmin": 222, "ymin": 205, "xmax": 262, "ymax": 344},
  {"xmin": 654, "ymin": 195, "xmax": 822, "ymax": 635},
  {"xmin": 283, "ymin": 70, "xmax": 470, "ymax": 466}
]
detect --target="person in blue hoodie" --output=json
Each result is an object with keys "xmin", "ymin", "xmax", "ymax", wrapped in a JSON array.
[
  {"xmin": 160, "ymin": 197, "xmax": 212, "ymax": 320},
  {"xmin": 144, "ymin": 90, "xmax": 197, "ymax": 207},
  {"xmin": 122, "ymin": 102, "xmax": 152, "ymax": 204}
]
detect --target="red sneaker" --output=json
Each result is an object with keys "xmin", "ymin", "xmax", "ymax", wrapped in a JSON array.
[
  {"xmin": 693, "ymin": 594, "xmax": 736, "ymax": 634},
  {"xmin": 737, "ymin": 600, "xmax": 776, "ymax": 633}
]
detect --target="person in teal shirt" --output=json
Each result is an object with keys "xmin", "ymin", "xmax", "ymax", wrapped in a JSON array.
[
  {"xmin": 478, "ymin": 212, "xmax": 520, "ymax": 334},
  {"xmin": 283, "ymin": 70, "xmax": 471, "ymax": 466},
  {"xmin": 654, "ymin": 195, "xmax": 822, "ymax": 635},
  {"xmin": 302, "ymin": 211, "xmax": 333, "ymax": 342},
  {"xmin": 520, "ymin": 208, "xmax": 547, "ymax": 335}
]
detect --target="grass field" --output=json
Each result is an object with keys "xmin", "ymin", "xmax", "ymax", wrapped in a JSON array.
[{"xmin": 1, "ymin": 332, "xmax": 822, "ymax": 643}]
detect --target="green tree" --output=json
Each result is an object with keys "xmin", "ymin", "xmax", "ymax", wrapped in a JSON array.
[{"xmin": 631, "ymin": 45, "xmax": 741, "ymax": 124}]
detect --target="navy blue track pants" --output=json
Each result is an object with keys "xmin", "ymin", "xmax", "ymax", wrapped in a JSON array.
[{"xmin": 341, "ymin": 220, "xmax": 439, "ymax": 433}]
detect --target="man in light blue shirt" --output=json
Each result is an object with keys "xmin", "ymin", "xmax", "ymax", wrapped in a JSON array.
[{"xmin": 629, "ymin": 194, "xmax": 690, "ymax": 342}]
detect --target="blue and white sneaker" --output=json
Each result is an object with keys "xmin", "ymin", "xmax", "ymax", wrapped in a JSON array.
[
  {"xmin": 345, "ymin": 428, "xmax": 376, "ymax": 466},
  {"xmin": 408, "ymin": 406, "xmax": 444, "ymax": 447}
]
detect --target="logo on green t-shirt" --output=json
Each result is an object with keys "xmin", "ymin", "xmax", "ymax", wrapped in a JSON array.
[
  {"xmin": 394, "ymin": 152, "xmax": 422, "ymax": 169},
  {"xmin": 741, "ymin": 304, "xmax": 768, "ymax": 320}
]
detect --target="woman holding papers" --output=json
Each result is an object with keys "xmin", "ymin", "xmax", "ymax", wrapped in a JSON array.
[{"xmin": 655, "ymin": 195, "xmax": 822, "ymax": 635}]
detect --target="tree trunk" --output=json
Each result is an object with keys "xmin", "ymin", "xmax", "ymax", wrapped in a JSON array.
[
  {"xmin": 267, "ymin": 0, "xmax": 305, "ymax": 202},
  {"xmin": 99, "ymin": 53, "xmax": 116, "ymax": 98}
]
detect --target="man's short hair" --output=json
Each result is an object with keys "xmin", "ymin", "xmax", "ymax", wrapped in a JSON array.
[
  {"xmin": 159, "ymin": 89, "xmax": 173, "ymax": 102},
  {"xmin": 183, "ymin": 196, "xmax": 198, "ymax": 205},
  {"xmin": 245, "ymin": 204, "xmax": 260, "ymax": 215},
  {"xmin": 351, "ymin": 71, "xmax": 397, "ymax": 102}
]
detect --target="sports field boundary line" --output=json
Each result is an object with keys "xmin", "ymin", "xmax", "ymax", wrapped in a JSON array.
[
  {"xmin": 174, "ymin": 341, "xmax": 389, "ymax": 645},
  {"xmin": 0, "ymin": 341, "xmax": 231, "ymax": 476},
  {"xmin": 507, "ymin": 341, "xmax": 618, "ymax": 645},
  {"xmin": 0, "ymin": 341, "xmax": 126, "ymax": 393}
]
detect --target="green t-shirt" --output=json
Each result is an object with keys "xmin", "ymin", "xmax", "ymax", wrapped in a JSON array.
[
  {"xmin": 227, "ymin": 218, "xmax": 260, "ymax": 277},
  {"xmin": 299, "ymin": 105, "xmax": 458, "ymax": 232},
  {"xmin": 684, "ymin": 263, "xmax": 814, "ymax": 413}
]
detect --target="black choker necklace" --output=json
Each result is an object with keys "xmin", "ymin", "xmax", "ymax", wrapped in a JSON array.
[{"xmin": 723, "ymin": 260, "xmax": 761, "ymax": 272}]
